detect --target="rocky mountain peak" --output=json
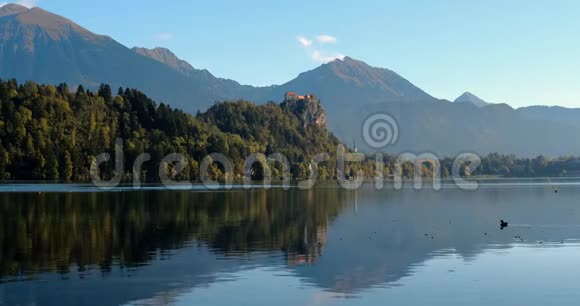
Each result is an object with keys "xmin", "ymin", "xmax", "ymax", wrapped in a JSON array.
[
  {"xmin": 0, "ymin": 3, "xmax": 28, "ymax": 17},
  {"xmin": 454, "ymin": 92, "xmax": 489, "ymax": 107}
]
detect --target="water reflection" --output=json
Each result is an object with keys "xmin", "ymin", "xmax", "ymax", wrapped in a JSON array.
[
  {"xmin": 0, "ymin": 189, "xmax": 350, "ymax": 275},
  {"xmin": 291, "ymin": 185, "xmax": 580, "ymax": 296},
  {"xmin": 1, "ymin": 183, "xmax": 580, "ymax": 305}
]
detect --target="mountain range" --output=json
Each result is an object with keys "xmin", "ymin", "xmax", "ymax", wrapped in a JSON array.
[{"xmin": 1, "ymin": 3, "xmax": 580, "ymax": 156}]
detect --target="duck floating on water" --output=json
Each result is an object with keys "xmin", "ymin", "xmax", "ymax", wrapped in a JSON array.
[{"xmin": 500, "ymin": 220, "xmax": 509, "ymax": 230}]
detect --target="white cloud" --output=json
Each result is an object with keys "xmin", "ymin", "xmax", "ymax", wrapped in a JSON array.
[
  {"xmin": 154, "ymin": 32, "xmax": 174, "ymax": 42},
  {"xmin": 296, "ymin": 34, "xmax": 344, "ymax": 63},
  {"xmin": 316, "ymin": 35, "xmax": 337, "ymax": 44},
  {"xmin": 297, "ymin": 36, "xmax": 313, "ymax": 48},
  {"xmin": 311, "ymin": 50, "xmax": 345, "ymax": 63}
]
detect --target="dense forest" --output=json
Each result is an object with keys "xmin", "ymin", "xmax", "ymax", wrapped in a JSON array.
[
  {"xmin": 0, "ymin": 79, "xmax": 341, "ymax": 182},
  {"xmin": 0, "ymin": 79, "xmax": 579, "ymax": 182}
]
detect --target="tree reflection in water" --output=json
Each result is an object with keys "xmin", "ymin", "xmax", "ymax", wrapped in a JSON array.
[{"xmin": 0, "ymin": 188, "xmax": 351, "ymax": 280}]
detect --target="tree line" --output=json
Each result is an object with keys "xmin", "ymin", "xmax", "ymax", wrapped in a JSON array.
[
  {"xmin": 0, "ymin": 80, "xmax": 342, "ymax": 181},
  {"xmin": 0, "ymin": 79, "xmax": 579, "ymax": 182}
]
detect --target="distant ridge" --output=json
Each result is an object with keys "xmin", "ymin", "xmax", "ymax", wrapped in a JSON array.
[
  {"xmin": 454, "ymin": 92, "xmax": 489, "ymax": 107},
  {"xmin": 2, "ymin": 4, "xmax": 580, "ymax": 156},
  {"xmin": 132, "ymin": 47, "xmax": 196, "ymax": 77},
  {"xmin": 0, "ymin": 3, "xmax": 256, "ymax": 109},
  {"xmin": 272, "ymin": 56, "xmax": 434, "ymax": 103}
]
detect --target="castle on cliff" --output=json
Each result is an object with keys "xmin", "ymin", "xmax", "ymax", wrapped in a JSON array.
[
  {"xmin": 284, "ymin": 92, "xmax": 317, "ymax": 101},
  {"xmin": 281, "ymin": 92, "xmax": 327, "ymax": 129}
]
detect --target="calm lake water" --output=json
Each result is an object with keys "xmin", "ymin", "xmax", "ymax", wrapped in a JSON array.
[{"xmin": 1, "ymin": 180, "xmax": 580, "ymax": 306}]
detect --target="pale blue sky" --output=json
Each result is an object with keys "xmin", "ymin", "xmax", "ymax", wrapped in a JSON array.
[{"xmin": 8, "ymin": 0, "xmax": 580, "ymax": 108}]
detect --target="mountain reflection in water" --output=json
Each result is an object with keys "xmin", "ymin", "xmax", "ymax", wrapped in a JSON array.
[{"xmin": 1, "ymin": 183, "xmax": 580, "ymax": 306}]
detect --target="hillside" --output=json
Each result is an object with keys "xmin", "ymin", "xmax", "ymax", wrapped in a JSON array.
[
  {"xmin": 2, "ymin": 4, "xmax": 580, "ymax": 156},
  {"xmin": 132, "ymin": 47, "xmax": 197, "ymax": 77},
  {"xmin": 0, "ymin": 4, "xmax": 255, "ymax": 110},
  {"xmin": 517, "ymin": 105, "xmax": 580, "ymax": 128},
  {"xmin": 0, "ymin": 80, "xmax": 339, "ymax": 181},
  {"xmin": 259, "ymin": 58, "xmax": 580, "ymax": 156}
]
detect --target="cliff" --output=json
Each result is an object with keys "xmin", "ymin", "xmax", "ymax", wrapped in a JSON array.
[{"xmin": 281, "ymin": 95, "xmax": 328, "ymax": 129}]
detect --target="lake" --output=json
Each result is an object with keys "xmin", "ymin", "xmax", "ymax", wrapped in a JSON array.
[{"xmin": 1, "ymin": 180, "xmax": 580, "ymax": 306}]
